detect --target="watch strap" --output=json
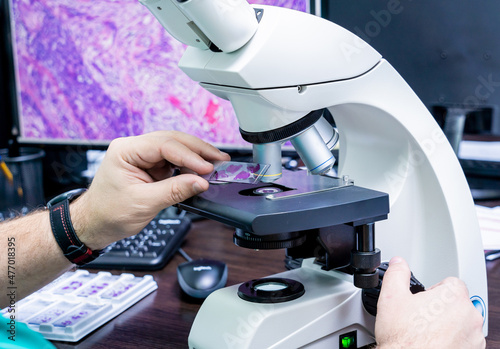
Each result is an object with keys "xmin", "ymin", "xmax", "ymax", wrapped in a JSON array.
[{"xmin": 49, "ymin": 194, "xmax": 102, "ymax": 265}]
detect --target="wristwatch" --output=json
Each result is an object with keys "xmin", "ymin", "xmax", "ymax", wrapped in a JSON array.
[{"xmin": 47, "ymin": 188, "xmax": 103, "ymax": 265}]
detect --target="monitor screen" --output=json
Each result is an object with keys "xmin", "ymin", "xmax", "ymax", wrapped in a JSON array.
[
  {"xmin": 7, "ymin": 0, "xmax": 310, "ymax": 149},
  {"xmin": 323, "ymin": 0, "xmax": 500, "ymax": 137}
]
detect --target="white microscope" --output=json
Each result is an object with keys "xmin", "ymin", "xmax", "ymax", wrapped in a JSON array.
[{"xmin": 139, "ymin": 1, "xmax": 488, "ymax": 348}]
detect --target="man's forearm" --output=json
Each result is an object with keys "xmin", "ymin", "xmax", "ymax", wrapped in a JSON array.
[{"xmin": 0, "ymin": 210, "xmax": 73, "ymax": 308}]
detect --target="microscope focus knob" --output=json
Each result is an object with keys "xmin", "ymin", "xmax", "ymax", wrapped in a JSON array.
[
  {"xmin": 362, "ymin": 262, "xmax": 426, "ymax": 316},
  {"xmin": 351, "ymin": 248, "xmax": 381, "ymax": 289}
]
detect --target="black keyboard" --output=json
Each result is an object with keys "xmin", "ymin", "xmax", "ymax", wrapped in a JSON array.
[
  {"xmin": 459, "ymin": 158, "xmax": 500, "ymax": 200},
  {"xmin": 460, "ymin": 158, "xmax": 500, "ymax": 178},
  {"xmin": 85, "ymin": 214, "xmax": 191, "ymax": 271}
]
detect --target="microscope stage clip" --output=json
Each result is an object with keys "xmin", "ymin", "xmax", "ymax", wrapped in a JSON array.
[{"xmin": 265, "ymin": 173, "xmax": 353, "ymax": 200}]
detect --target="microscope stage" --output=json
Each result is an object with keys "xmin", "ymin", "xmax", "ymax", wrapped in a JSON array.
[{"xmin": 179, "ymin": 170, "xmax": 389, "ymax": 235}]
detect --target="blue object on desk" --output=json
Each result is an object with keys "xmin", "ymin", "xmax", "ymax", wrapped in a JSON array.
[{"xmin": 0, "ymin": 318, "xmax": 55, "ymax": 349}]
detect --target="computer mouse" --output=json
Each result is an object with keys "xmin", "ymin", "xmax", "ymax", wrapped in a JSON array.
[{"xmin": 177, "ymin": 258, "xmax": 228, "ymax": 299}]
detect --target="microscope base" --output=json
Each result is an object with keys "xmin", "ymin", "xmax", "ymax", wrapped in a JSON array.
[{"xmin": 188, "ymin": 259, "xmax": 376, "ymax": 349}]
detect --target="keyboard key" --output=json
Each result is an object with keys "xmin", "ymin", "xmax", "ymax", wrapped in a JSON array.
[
  {"xmin": 148, "ymin": 241, "xmax": 165, "ymax": 248},
  {"xmin": 106, "ymin": 251, "xmax": 130, "ymax": 257}
]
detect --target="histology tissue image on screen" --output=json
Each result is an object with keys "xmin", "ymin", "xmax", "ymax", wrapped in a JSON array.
[{"xmin": 11, "ymin": 0, "xmax": 307, "ymax": 147}]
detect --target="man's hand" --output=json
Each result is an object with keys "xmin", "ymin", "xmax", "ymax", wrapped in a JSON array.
[
  {"xmin": 375, "ymin": 257, "xmax": 485, "ymax": 349},
  {"xmin": 72, "ymin": 131, "xmax": 230, "ymax": 250}
]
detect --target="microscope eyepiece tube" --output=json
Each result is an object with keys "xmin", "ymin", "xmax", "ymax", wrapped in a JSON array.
[
  {"xmin": 291, "ymin": 126, "xmax": 336, "ymax": 175},
  {"xmin": 253, "ymin": 142, "xmax": 282, "ymax": 182},
  {"xmin": 177, "ymin": 0, "xmax": 258, "ymax": 53}
]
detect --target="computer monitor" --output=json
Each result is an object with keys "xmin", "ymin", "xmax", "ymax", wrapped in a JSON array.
[
  {"xmin": 3, "ymin": 0, "xmax": 313, "ymax": 151},
  {"xmin": 323, "ymin": 0, "xmax": 500, "ymax": 137}
]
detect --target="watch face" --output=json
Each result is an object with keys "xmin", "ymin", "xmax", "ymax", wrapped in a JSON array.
[{"xmin": 47, "ymin": 188, "xmax": 87, "ymax": 208}]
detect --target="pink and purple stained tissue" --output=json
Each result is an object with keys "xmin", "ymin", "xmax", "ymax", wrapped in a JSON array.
[{"xmin": 11, "ymin": 0, "xmax": 308, "ymax": 147}]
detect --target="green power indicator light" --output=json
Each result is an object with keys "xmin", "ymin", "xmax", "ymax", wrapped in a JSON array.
[
  {"xmin": 341, "ymin": 336, "xmax": 354, "ymax": 348},
  {"xmin": 339, "ymin": 330, "xmax": 357, "ymax": 348}
]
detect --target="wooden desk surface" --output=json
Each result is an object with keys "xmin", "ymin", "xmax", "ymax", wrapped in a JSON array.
[{"xmin": 52, "ymin": 218, "xmax": 500, "ymax": 349}]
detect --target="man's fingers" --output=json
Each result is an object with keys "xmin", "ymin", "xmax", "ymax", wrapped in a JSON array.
[
  {"xmin": 113, "ymin": 131, "xmax": 230, "ymax": 175},
  {"xmin": 168, "ymin": 131, "xmax": 231, "ymax": 162},
  {"xmin": 379, "ymin": 256, "xmax": 412, "ymax": 299},
  {"xmin": 142, "ymin": 174, "xmax": 209, "ymax": 208},
  {"xmin": 159, "ymin": 139, "xmax": 215, "ymax": 174}
]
